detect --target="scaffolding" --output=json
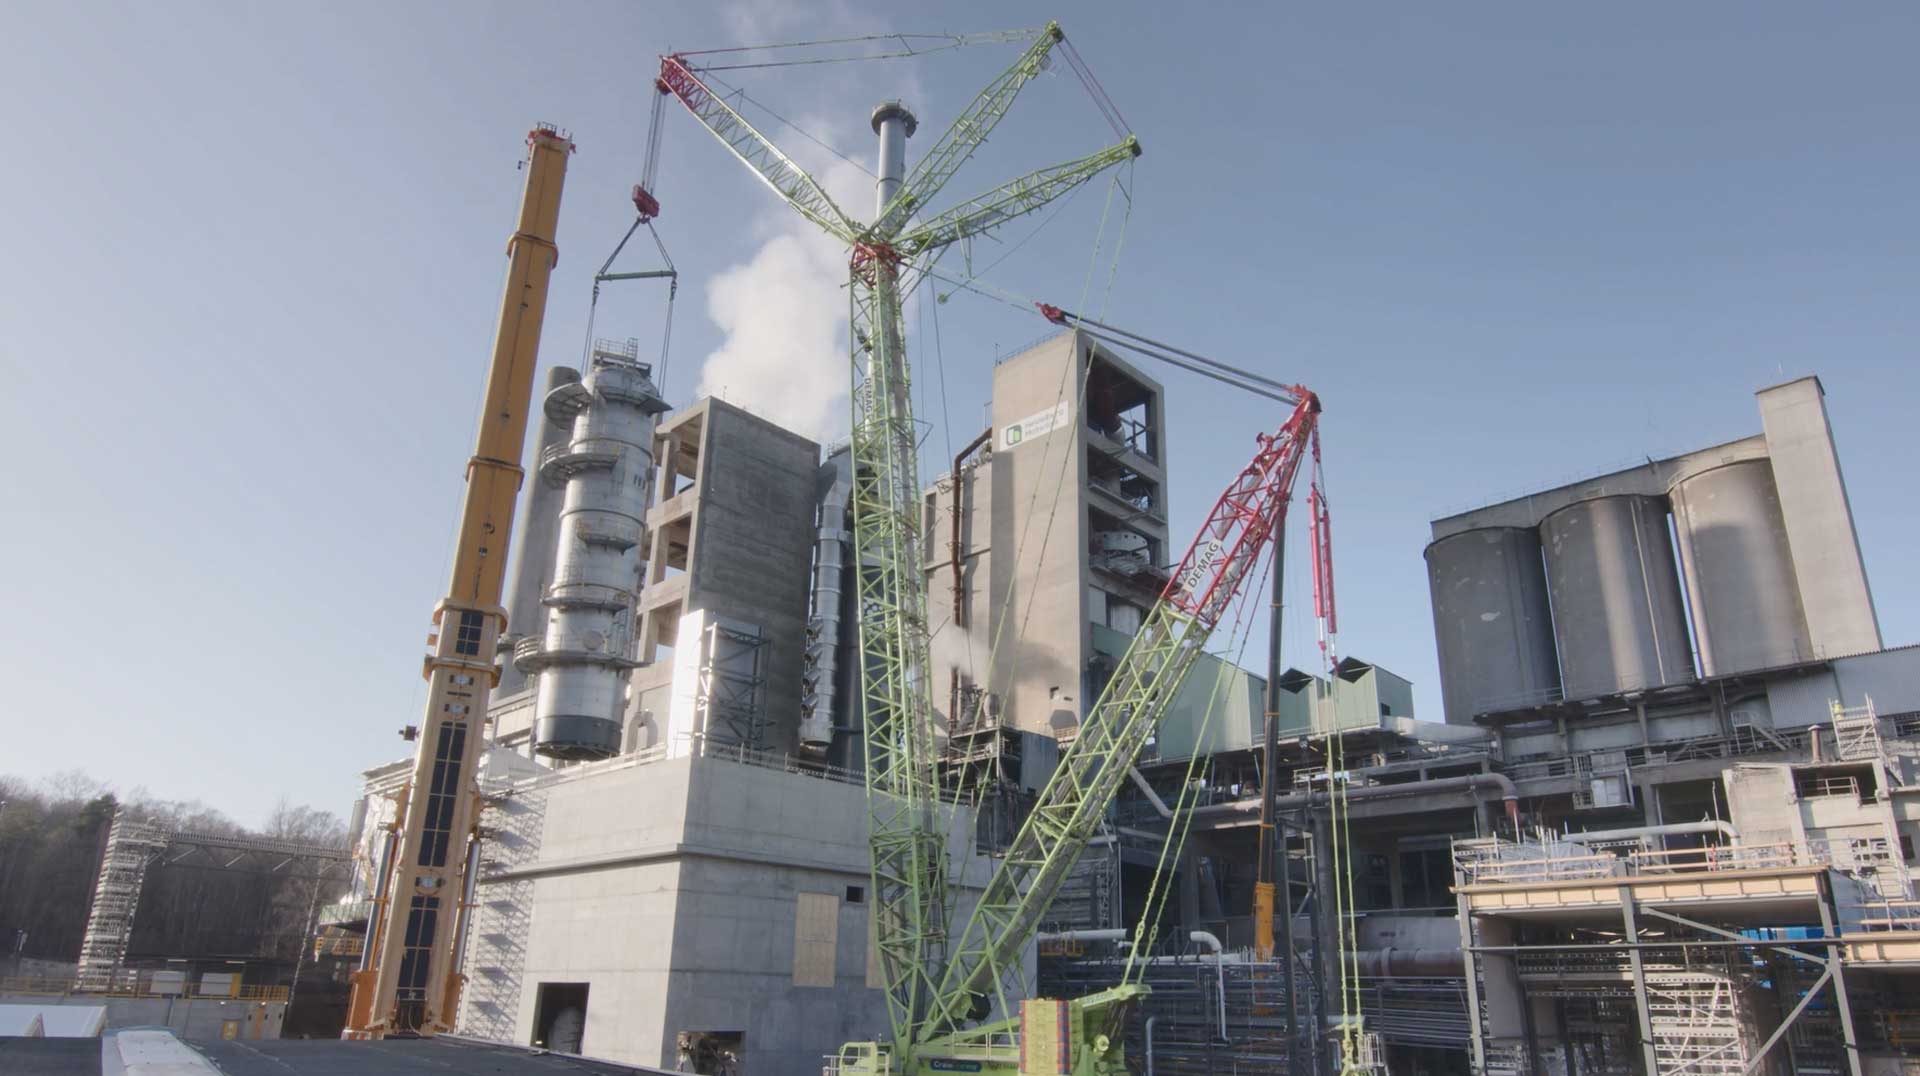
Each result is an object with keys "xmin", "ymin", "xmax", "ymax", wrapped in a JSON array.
[
  {"xmin": 74, "ymin": 812, "xmax": 350, "ymax": 993},
  {"xmin": 694, "ymin": 619, "xmax": 767, "ymax": 749},
  {"xmin": 1452, "ymin": 833, "xmax": 1877, "ymax": 1076},
  {"xmin": 75, "ymin": 812, "xmax": 168, "ymax": 991}
]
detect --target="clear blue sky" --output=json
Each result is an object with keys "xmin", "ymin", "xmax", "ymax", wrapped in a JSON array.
[{"xmin": 3, "ymin": 2, "xmax": 1914, "ymax": 826}]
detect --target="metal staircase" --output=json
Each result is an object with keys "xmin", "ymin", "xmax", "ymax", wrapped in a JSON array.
[
  {"xmin": 1832, "ymin": 696, "xmax": 1887, "ymax": 763},
  {"xmin": 1646, "ymin": 971, "xmax": 1750, "ymax": 1076}
]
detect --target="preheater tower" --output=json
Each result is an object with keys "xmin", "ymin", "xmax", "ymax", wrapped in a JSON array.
[{"xmin": 346, "ymin": 124, "xmax": 571, "ymax": 1038}]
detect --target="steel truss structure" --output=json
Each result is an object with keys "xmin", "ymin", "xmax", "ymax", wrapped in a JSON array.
[{"xmin": 659, "ymin": 24, "xmax": 1137, "ymax": 1054}]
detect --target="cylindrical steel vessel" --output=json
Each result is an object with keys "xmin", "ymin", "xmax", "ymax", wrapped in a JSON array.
[
  {"xmin": 798, "ymin": 449, "xmax": 852, "ymax": 752},
  {"xmin": 1540, "ymin": 495, "xmax": 1694, "ymax": 700},
  {"xmin": 1669, "ymin": 459, "xmax": 1812, "ymax": 677},
  {"xmin": 498, "ymin": 366, "xmax": 581, "ymax": 696},
  {"xmin": 519, "ymin": 342, "xmax": 669, "ymax": 760},
  {"xmin": 1425, "ymin": 527, "xmax": 1562, "ymax": 721}
]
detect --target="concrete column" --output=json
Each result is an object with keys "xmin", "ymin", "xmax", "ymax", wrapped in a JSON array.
[{"xmin": 1756, "ymin": 376, "xmax": 1881, "ymax": 658}]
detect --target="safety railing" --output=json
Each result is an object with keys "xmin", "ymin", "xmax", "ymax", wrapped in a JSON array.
[
  {"xmin": 497, "ymin": 731, "xmax": 932, "ymax": 802},
  {"xmin": 1454, "ymin": 838, "xmax": 1829, "ymax": 886},
  {"xmin": 0, "ymin": 973, "xmax": 290, "ymax": 1002},
  {"xmin": 539, "ymin": 436, "xmax": 632, "ymax": 471},
  {"xmin": 1853, "ymin": 899, "xmax": 1920, "ymax": 932}
]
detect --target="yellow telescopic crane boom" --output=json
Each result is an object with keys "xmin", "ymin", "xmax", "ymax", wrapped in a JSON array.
[{"xmin": 345, "ymin": 124, "xmax": 573, "ymax": 1039}]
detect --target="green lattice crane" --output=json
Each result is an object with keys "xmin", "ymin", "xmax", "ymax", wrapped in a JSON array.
[
  {"xmin": 656, "ymin": 24, "xmax": 1139, "ymax": 1050},
  {"xmin": 911, "ymin": 362, "xmax": 1327, "ymax": 1072}
]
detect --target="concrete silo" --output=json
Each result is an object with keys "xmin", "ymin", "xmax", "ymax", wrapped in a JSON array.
[
  {"xmin": 1539, "ymin": 495, "xmax": 1694, "ymax": 700},
  {"xmin": 1668, "ymin": 459, "xmax": 1813, "ymax": 677},
  {"xmin": 1426, "ymin": 527, "xmax": 1562, "ymax": 722}
]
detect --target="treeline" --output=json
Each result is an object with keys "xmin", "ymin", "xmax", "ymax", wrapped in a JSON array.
[{"xmin": 0, "ymin": 771, "xmax": 346, "ymax": 966}]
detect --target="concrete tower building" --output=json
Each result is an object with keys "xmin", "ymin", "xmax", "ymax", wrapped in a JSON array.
[{"xmin": 926, "ymin": 330, "xmax": 1169, "ymax": 759}]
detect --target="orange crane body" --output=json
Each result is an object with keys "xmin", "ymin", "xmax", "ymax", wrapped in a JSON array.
[{"xmin": 345, "ymin": 124, "xmax": 572, "ymax": 1038}]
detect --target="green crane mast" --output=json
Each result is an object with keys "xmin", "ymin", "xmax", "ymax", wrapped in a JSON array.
[
  {"xmin": 913, "ymin": 373, "xmax": 1326, "ymax": 1071},
  {"xmin": 657, "ymin": 25, "xmax": 1137, "ymax": 1046},
  {"xmin": 659, "ymin": 30, "xmax": 1336, "ymax": 1076}
]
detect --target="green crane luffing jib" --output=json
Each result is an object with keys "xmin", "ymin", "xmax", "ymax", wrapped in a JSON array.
[
  {"xmin": 922, "ymin": 390, "xmax": 1322, "ymax": 1042},
  {"xmin": 658, "ymin": 25, "xmax": 1139, "ymax": 1045}
]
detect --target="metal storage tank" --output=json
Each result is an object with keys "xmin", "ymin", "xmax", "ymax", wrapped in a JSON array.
[
  {"xmin": 1425, "ymin": 527, "xmax": 1562, "ymax": 722},
  {"xmin": 1540, "ymin": 495, "xmax": 1695, "ymax": 700},
  {"xmin": 1669, "ymin": 459, "xmax": 1813, "ymax": 676}
]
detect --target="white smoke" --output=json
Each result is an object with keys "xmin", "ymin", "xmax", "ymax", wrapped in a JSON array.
[
  {"xmin": 696, "ymin": 224, "xmax": 852, "ymax": 439},
  {"xmin": 695, "ymin": 147, "xmax": 876, "ymax": 441},
  {"xmin": 692, "ymin": 37, "xmax": 929, "ymax": 442}
]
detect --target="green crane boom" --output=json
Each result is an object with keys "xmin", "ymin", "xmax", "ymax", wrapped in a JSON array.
[
  {"xmin": 919, "ymin": 384, "xmax": 1324, "ymax": 1046},
  {"xmin": 657, "ymin": 25, "xmax": 1138, "ymax": 1048}
]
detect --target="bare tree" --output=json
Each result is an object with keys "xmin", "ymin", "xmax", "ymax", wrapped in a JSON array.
[{"xmin": 263, "ymin": 799, "xmax": 348, "ymax": 848}]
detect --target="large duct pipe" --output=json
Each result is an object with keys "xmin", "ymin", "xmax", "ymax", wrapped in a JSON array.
[
  {"xmin": 1563, "ymin": 820, "xmax": 1738, "ymax": 844},
  {"xmin": 519, "ymin": 341, "xmax": 670, "ymax": 760},
  {"xmin": 949, "ymin": 429, "xmax": 991, "ymax": 629},
  {"xmin": 800, "ymin": 449, "xmax": 853, "ymax": 752},
  {"xmin": 1131, "ymin": 768, "xmax": 1521, "ymax": 826},
  {"xmin": 1351, "ymin": 947, "xmax": 1465, "ymax": 978}
]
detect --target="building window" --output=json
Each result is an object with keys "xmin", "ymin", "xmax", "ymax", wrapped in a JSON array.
[
  {"xmin": 453, "ymin": 610, "xmax": 486, "ymax": 657},
  {"xmin": 845, "ymin": 885, "xmax": 865, "ymax": 904},
  {"xmin": 792, "ymin": 892, "xmax": 840, "ymax": 987}
]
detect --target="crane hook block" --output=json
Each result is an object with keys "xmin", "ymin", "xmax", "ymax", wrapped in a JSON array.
[{"xmin": 632, "ymin": 185, "xmax": 661, "ymax": 221}]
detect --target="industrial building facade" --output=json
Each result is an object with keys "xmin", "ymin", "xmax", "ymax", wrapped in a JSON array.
[{"xmin": 322, "ymin": 353, "xmax": 1920, "ymax": 1075}]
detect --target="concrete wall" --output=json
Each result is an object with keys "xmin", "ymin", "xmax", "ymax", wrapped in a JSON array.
[
  {"xmin": 630, "ymin": 398, "xmax": 820, "ymax": 755},
  {"xmin": 1756, "ymin": 376, "xmax": 1881, "ymax": 658},
  {"xmin": 986, "ymin": 334, "xmax": 1091, "ymax": 736},
  {"xmin": 459, "ymin": 751, "xmax": 994, "ymax": 1075}
]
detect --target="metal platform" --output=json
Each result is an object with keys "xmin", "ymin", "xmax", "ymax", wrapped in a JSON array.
[{"xmin": 188, "ymin": 1036, "xmax": 677, "ymax": 1075}]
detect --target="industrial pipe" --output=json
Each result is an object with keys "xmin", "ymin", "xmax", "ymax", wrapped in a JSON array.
[
  {"xmin": 1144, "ymin": 1015, "xmax": 1156, "ymax": 1076},
  {"xmin": 1351, "ymin": 947, "xmax": 1465, "ymax": 978},
  {"xmin": 1129, "ymin": 768, "xmax": 1521, "ymax": 825},
  {"xmin": 1037, "ymin": 928, "xmax": 1228, "ymax": 1042},
  {"xmin": 1035, "ymin": 928, "xmax": 1129, "ymax": 946},
  {"xmin": 1562, "ymin": 820, "xmax": 1738, "ymax": 844},
  {"xmin": 950, "ymin": 428, "xmax": 991, "ymax": 629},
  {"xmin": 1189, "ymin": 930, "xmax": 1228, "ymax": 1041}
]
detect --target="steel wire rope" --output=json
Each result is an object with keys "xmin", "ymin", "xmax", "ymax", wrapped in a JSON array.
[
  {"xmin": 934, "ymin": 172, "xmax": 1128, "ymax": 1019},
  {"xmin": 969, "ymin": 170, "xmax": 1126, "ymax": 729},
  {"xmin": 677, "ymin": 30, "xmax": 1041, "ymax": 71},
  {"xmin": 912, "ymin": 181, "xmax": 1098, "ymax": 819},
  {"xmin": 646, "ymin": 221, "xmax": 680, "ymax": 394},
  {"xmin": 1094, "ymin": 162, "xmax": 1134, "ymax": 322},
  {"xmin": 698, "ymin": 70, "xmax": 876, "ymax": 179},
  {"xmin": 920, "ymin": 283, "xmax": 996, "ymax": 823},
  {"xmin": 1119, "ymin": 539, "xmax": 1276, "ymax": 989},
  {"xmin": 934, "ymin": 179, "xmax": 1091, "ymax": 302},
  {"xmin": 921, "ymin": 265, "xmax": 1300, "ymax": 405}
]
